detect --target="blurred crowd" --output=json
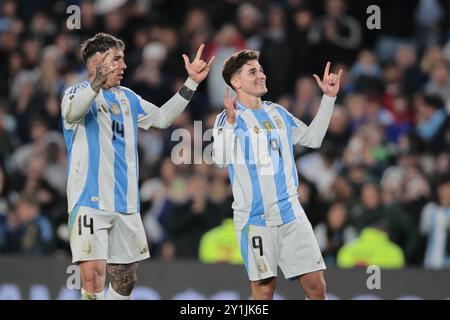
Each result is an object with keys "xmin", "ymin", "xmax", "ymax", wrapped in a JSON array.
[{"xmin": 0, "ymin": 0, "xmax": 449, "ymax": 269}]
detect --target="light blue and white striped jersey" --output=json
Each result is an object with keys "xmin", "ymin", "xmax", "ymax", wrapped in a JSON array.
[
  {"xmin": 213, "ymin": 95, "xmax": 335, "ymax": 230},
  {"xmin": 61, "ymin": 81, "xmax": 152, "ymax": 214}
]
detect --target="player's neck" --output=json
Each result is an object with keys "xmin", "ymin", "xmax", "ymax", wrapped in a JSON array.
[{"xmin": 237, "ymin": 94, "xmax": 263, "ymax": 110}]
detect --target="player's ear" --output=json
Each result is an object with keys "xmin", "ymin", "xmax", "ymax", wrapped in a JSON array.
[
  {"xmin": 231, "ymin": 77, "xmax": 240, "ymax": 90},
  {"xmin": 87, "ymin": 55, "xmax": 96, "ymax": 69}
]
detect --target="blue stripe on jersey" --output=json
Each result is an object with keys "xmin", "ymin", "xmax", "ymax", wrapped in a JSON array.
[
  {"xmin": 123, "ymin": 87, "xmax": 146, "ymax": 116},
  {"xmin": 79, "ymin": 104, "xmax": 100, "ymax": 209},
  {"xmin": 123, "ymin": 89, "xmax": 141, "ymax": 212},
  {"xmin": 236, "ymin": 117, "xmax": 265, "ymax": 226},
  {"xmin": 251, "ymin": 109, "xmax": 295, "ymax": 224},
  {"xmin": 63, "ymin": 126, "xmax": 74, "ymax": 177},
  {"xmin": 68, "ymin": 205, "xmax": 80, "ymax": 234},
  {"xmin": 218, "ymin": 111, "xmax": 227, "ymax": 127},
  {"xmin": 275, "ymin": 104, "xmax": 298, "ymax": 128},
  {"xmin": 276, "ymin": 107, "xmax": 299, "ymax": 188},
  {"xmin": 236, "ymin": 103, "xmax": 245, "ymax": 111},
  {"xmin": 103, "ymin": 91, "xmax": 128, "ymax": 212},
  {"xmin": 228, "ymin": 163, "xmax": 235, "ymax": 185},
  {"xmin": 241, "ymin": 224, "xmax": 250, "ymax": 272}
]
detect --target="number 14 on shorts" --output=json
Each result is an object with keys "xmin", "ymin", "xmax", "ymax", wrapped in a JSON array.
[{"xmin": 78, "ymin": 215, "xmax": 94, "ymax": 235}]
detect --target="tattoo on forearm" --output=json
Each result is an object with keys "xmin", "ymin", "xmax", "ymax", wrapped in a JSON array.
[{"xmin": 107, "ymin": 263, "xmax": 138, "ymax": 296}]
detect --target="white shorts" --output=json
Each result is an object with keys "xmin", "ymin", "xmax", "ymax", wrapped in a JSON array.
[
  {"xmin": 68, "ymin": 206, "xmax": 150, "ymax": 264},
  {"xmin": 236, "ymin": 216, "xmax": 326, "ymax": 281}
]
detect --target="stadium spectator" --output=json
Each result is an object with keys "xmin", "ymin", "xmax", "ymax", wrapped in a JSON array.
[
  {"xmin": 337, "ymin": 226, "xmax": 405, "ymax": 269},
  {"xmin": 411, "ymin": 94, "xmax": 450, "ymax": 154},
  {"xmin": 166, "ymin": 174, "xmax": 224, "ymax": 259},
  {"xmin": 314, "ymin": 202, "xmax": 357, "ymax": 266},
  {"xmin": 199, "ymin": 218, "xmax": 243, "ymax": 265},
  {"xmin": 308, "ymin": 0, "xmax": 362, "ymax": 67},
  {"xmin": 350, "ymin": 182, "xmax": 419, "ymax": 263},
  {"xmin": 420, "ymin": 173, "xmax": 450, "ymax": 269},
  {"xmin": 0, "ymin": 195, "xmax": 54, "ymax": 255}
]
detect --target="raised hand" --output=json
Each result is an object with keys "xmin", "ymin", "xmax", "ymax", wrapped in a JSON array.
[
  {"xmin": 90, "ymin": 50, "xmax": 117, "ymax": 92},
  {"xmin": 313, "ymin": 62, "xmax": 342, "ymax": 98},
  {"xmin": 224, "ymin": 87, "xmax": 237, "ymax": 125},
  {"xmin": 182, "ymin": 44, "xmax": 215, "ymax": 84}
]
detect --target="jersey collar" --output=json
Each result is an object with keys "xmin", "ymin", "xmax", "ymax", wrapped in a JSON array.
[{"xmin": 236, "ymin": 100, "xmax": 265, "ymax": 111}]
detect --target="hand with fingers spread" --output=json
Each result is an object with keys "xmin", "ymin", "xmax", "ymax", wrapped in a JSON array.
[
  {"xmin": 313, "ymin": 61, "xmax": 343, "ymax": 98},
  {"xmin": 90, "ymin": 50, "xmax": 117, "ymax": 92},
  {"xmin": 182, "ymin": 44, "xmax": 215, "ymax": 84},
  {"xmin": 224, "ymin": 87, "xmax": 237, "ymax": 125}
]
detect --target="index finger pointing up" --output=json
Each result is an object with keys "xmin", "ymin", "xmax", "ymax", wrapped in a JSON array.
[
  {"xmin": 194, "ymin": 44, "xmax": 205, "ymax": 61},
  {"xmin": 323, "ymin": 61, "xmax": 330, "ymax": 79},
  {"xmin": 99, "ymin": 49, "xmax": 111, "ymax": 63},
  {"xmin": 224, "ymin": 86, "xmax": 230, "ymax": 102}
]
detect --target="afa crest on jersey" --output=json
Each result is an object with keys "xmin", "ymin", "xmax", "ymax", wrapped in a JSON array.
[
  {"xmin": 273, "ymin": 116, "xmax": 283, "ymax": 129},
  {"xmin": 110, "ymin": 103, "xmax": 121, "ymax": 116},
  {"xmin": 263, "ymin": 121, "xmax": 273, "ymax": 131}
]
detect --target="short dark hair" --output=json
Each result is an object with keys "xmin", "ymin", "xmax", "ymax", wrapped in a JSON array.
[
  {"xmin": 222, "ymin": 50, "xmax": 259, "ymax": 88},
  {"xmin": 423, "ymin": 94, "xmax": 444, "ymax": 110},
  {"xmin": 437, "ymin": 172, "xmax": 450, "ymax": 188},
  {"xmin": 80, "ymin": 33, "xmax": 125, "ymax": 63},
  {"xmin": 16, "ymin": 194, "xmax": 39, "ymax": 208}
]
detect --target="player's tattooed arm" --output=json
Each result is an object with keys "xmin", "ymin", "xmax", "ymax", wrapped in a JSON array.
[{"xmin": 106, "ymin": 263, "xmax": 138, "ymax": 296}]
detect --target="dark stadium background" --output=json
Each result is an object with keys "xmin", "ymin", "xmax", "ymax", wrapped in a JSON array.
[{"xmin": 0, "ymin": 0, "xmax": 449, "ymax": 299}]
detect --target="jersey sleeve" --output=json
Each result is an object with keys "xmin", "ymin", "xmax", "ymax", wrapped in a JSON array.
[
  {"xmin": 135, "ymin": 93, "xmax": 160, "ymax": 130},
  {"xmin": 277, "ymin": 95, "xmax": 335, "ymax": 148},
  {"xmin": 134, "ymin": 78, "xmax": 198, "ymax": 130},
  {"xmin": 61, "ymin": 86, "xmax": 75, "ymax": 129},
  {"xmin": 61, "ymin": 81, "xmax": 97, "ymax": 129}
]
